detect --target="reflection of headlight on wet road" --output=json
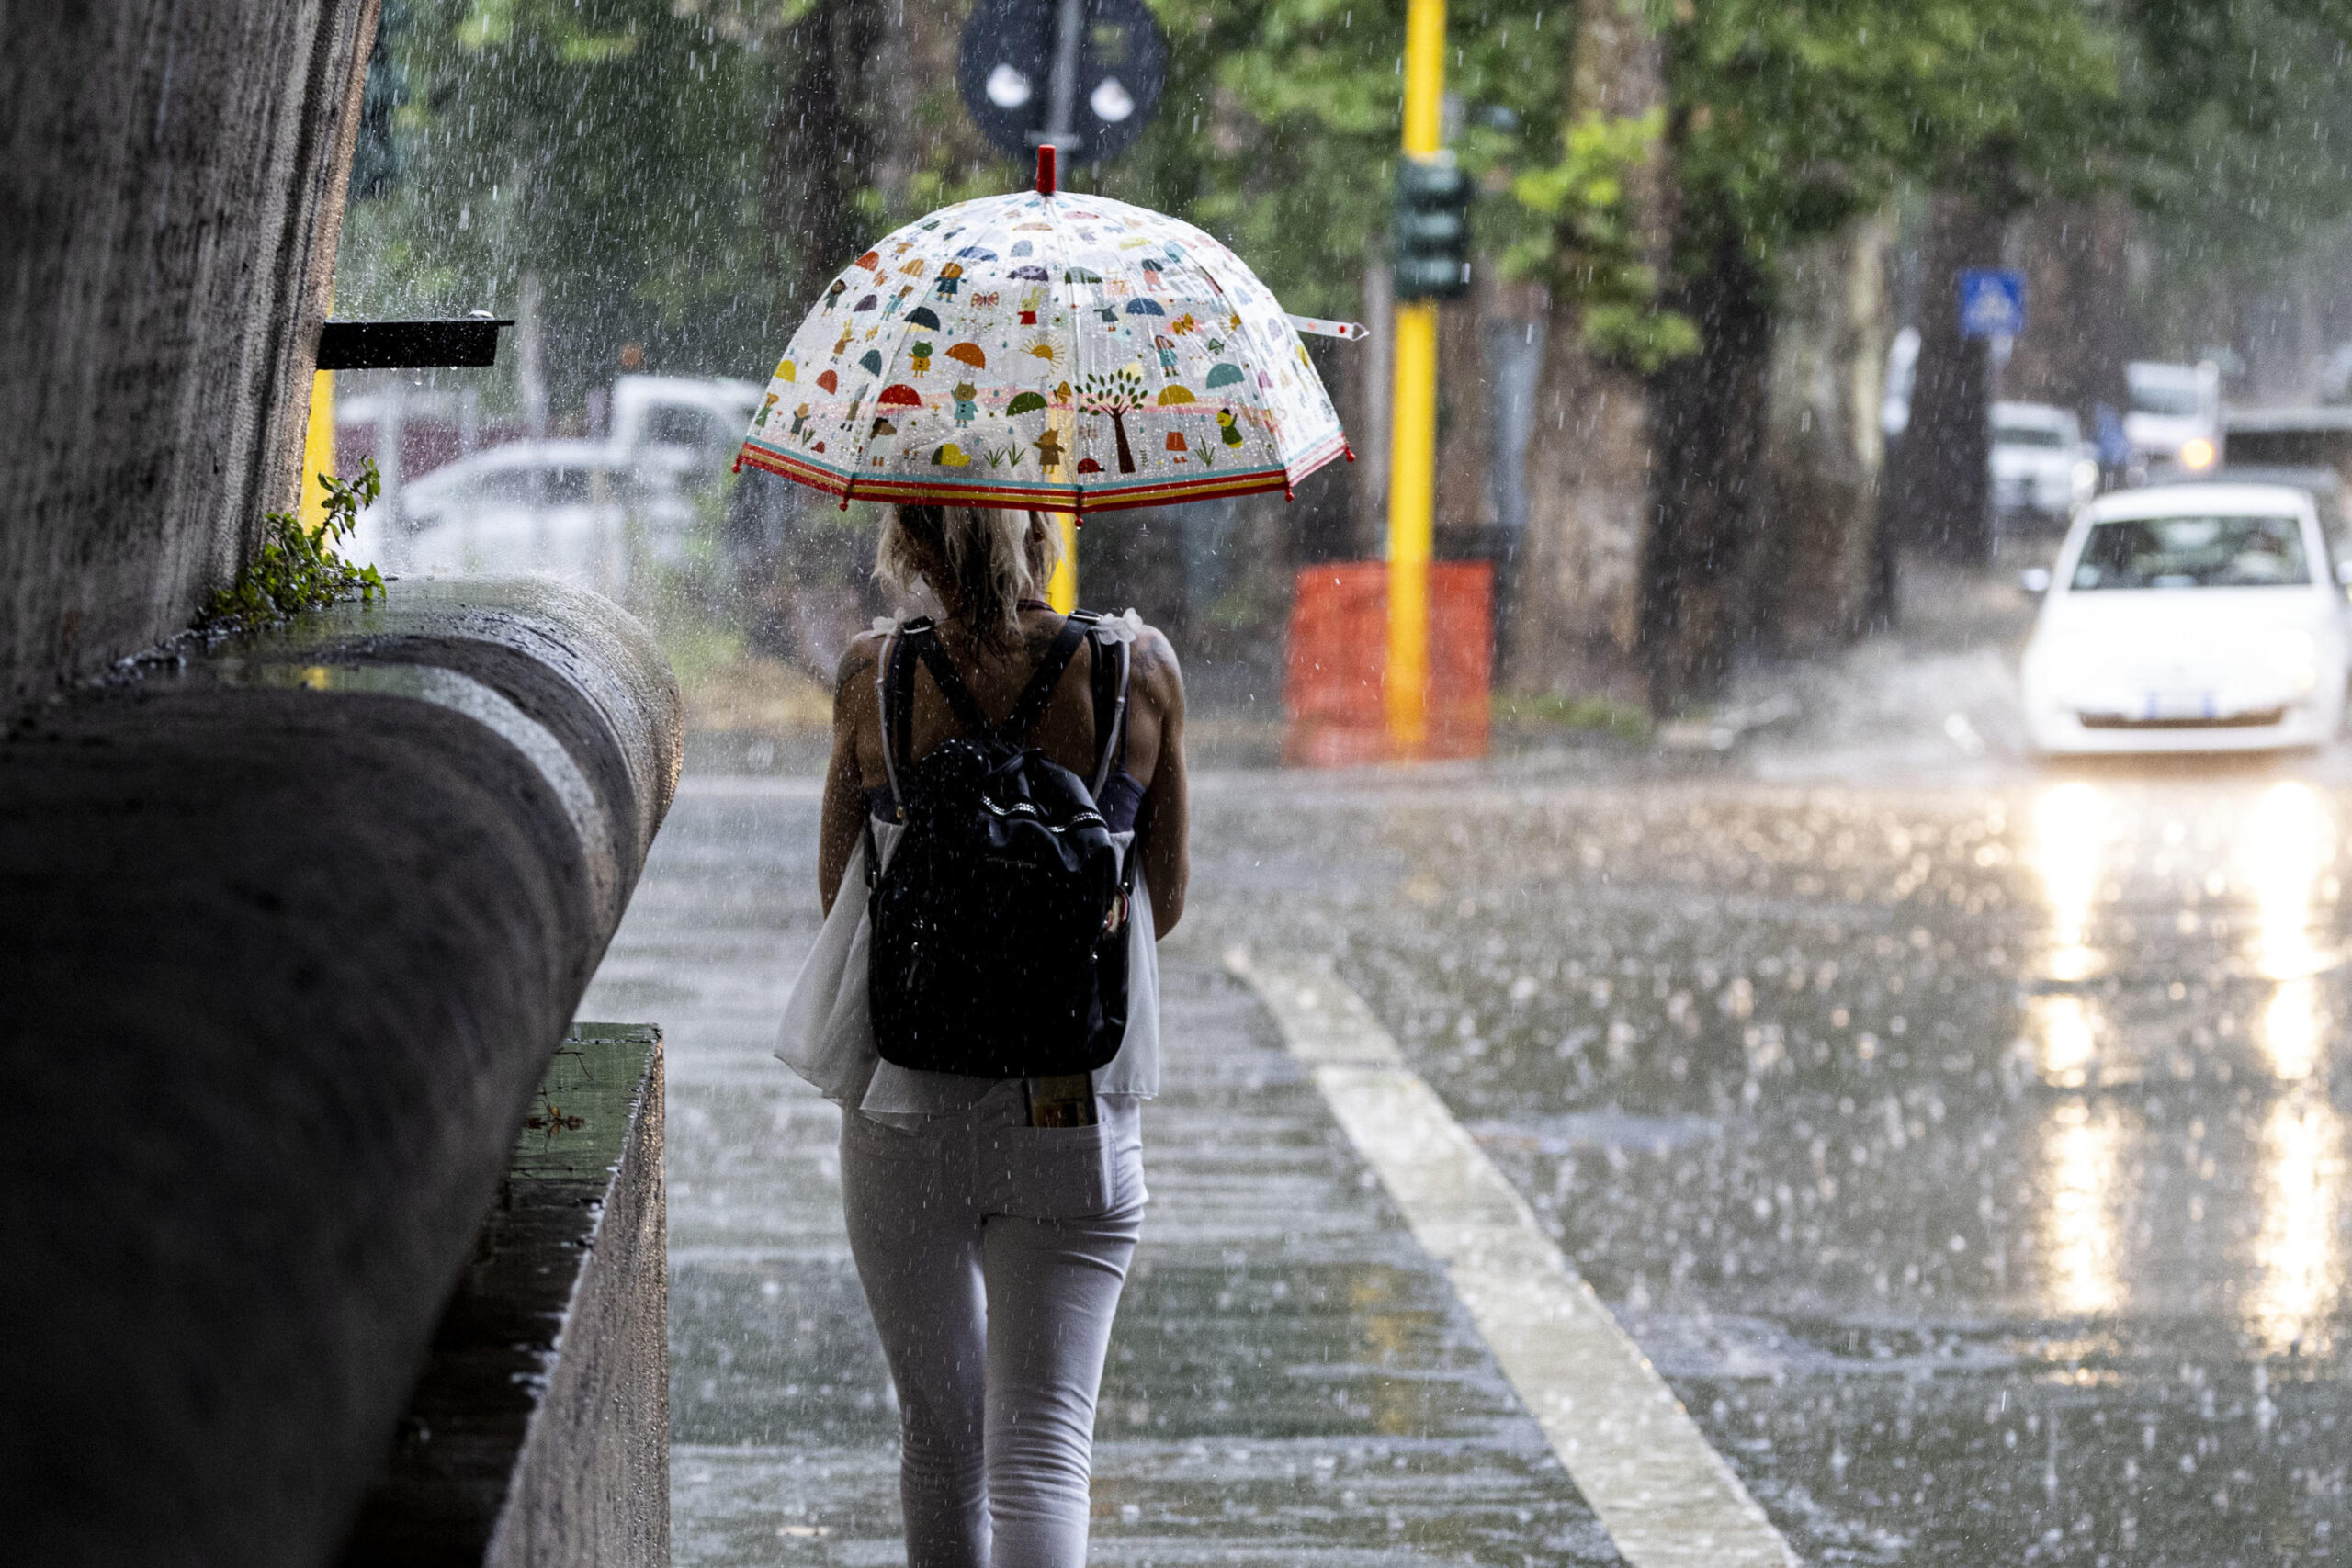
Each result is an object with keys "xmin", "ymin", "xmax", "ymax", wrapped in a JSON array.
[
  {"xmin": 2264, "ymin": 627, "xmax": 2320, "ymax": 692},
  {"xmin": 2253, "ymin": 1092, "xmax": 2345, "ymax": 1356}
]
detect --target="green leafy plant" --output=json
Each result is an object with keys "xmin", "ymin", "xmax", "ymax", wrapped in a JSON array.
[
  {"xmin": 202, "ymin": 458, "xmax": 387, "ymax": 631},
  {"xmin": 1508, "ymin": 109, "xmax": 1697, "ymax": 372}
]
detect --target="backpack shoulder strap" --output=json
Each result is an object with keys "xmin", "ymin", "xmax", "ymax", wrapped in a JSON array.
[
  {"xmin": 1082, "ymin": 615, "xmax": 1133, "ymax": 797},
  {"xmin": 877, "ymin": 619, "xmax": 933, "ymax": 810},
  {"xmin": 1001, "ymin": 616, "xmax": 1089, "ymax": 744},
  {"xmin": 910, "ymin": 626, "xmax": 999, "ymax": 740}
]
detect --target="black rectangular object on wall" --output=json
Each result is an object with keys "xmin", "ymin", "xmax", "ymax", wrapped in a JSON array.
[{"xmin": 316, "ymin": 319, "xmax": 514, "ymax": 370}]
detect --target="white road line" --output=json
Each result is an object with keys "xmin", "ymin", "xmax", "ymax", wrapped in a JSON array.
[{"xmin": 1227, "ymin": 949, "xmax": 1799, "ymax": 1568}]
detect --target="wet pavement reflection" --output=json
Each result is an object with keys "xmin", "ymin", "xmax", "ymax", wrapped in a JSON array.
[
  {"xmin": 588, "ymin": 783, "xmax": 1617, "ymax": 1566},
  {"xmin": 592, "ymin": 739, "xmax": 2352, "ymax": 1565},
  {"xmin": 1177, "ymin": 761, "xmax": 2352, "ymax": 1564}
]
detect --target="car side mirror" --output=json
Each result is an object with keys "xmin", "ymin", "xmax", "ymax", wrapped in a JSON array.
[{"xmin": 2020, "ymin": 568, "xmax": 2052, "ymax": 595}]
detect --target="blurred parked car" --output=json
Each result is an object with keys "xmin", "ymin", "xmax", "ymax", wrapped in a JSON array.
[
  {"xmin": 2021, "ymin": 482, "xmax": 2351, "ymax": 754},
  {"xmin": 610, "ymin": 374, "xmax": 763, "ymax": 494},
  {"xmin": 2123, "ymin": 360, "xmax": 2222, "ymax": 472},
  {"xmin": 1991, "ymin": 400, "xmax": 2098, "ymax": 530},
  {"xmin": 351, "ymin": 439, "xmax": 695, "ymax": 596}
]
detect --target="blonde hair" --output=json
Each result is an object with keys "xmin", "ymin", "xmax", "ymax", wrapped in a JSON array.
[{"xmin": 877, "ymin": 505, "xmax": 1060, "ymax": 646}]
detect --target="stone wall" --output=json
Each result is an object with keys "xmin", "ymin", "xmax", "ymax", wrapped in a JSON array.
[
  {"xmin": 340, "ymin": 1025, "xmax": 670, "ymax": 1568},
  {"xmin": 0, "ymin": 0, "xmax": 378, "ymax": 714},
  {"xmin": 0, "ymin": 581, "xmax": 680, "ymax": 1566}
]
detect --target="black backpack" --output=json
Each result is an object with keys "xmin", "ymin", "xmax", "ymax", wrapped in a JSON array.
[{"xmin": 865, "ymin": 613, "xmax": 1135, "ymax": 1078}]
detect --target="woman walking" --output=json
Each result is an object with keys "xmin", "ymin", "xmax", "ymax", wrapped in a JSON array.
[{"xmin": 778, "ymin": 503, "xmax": 1188, "ymax": 1568}]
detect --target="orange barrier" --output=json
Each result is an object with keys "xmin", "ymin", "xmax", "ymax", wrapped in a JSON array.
[{"xmin": 1284, "ymin": 560, "xmax": 1491, "ymax": 765}]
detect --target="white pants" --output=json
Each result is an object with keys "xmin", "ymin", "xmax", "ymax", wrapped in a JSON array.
[{"xmin": 840, "ymin": 1086, "xmax": 1146, "ymax": 1568}]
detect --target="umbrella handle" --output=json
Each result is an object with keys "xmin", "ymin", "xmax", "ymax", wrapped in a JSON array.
[{"xmin": 1036, "ymin": 144, "xmax": 1057, "ymax": 197}]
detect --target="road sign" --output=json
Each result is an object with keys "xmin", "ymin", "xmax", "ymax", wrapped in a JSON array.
[
  {"xmin": 956, "ymin": 0, "xmax": 1168, "ymax": 168},
  {"xmin": 1958, "ymin": 267, "xmax": 2026, "ymax": 340}
]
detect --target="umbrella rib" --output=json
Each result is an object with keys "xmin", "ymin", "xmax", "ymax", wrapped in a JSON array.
[{"xmin": 1035, "ymin": 182, "xmax": 1088, "ymax": 516}]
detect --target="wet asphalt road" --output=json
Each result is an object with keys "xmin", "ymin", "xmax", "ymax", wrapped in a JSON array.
[
  {"xmin": 590, "ymin": 721, "xmax": 2352, "ymax": 1564},
  {"xmin": 1184, "ymin": 751, "xmax": 2352, "ymax": 1566}
]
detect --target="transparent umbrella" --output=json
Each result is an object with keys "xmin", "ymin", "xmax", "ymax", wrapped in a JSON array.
[{"xmin": 737, "ymin": 149, "xmax": 1351, "ymax": 514}]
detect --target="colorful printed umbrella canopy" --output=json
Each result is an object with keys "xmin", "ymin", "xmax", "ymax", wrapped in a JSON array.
[{"xmin": 736, "ymin": 159, "xmax": 1348, "ymax": 515}]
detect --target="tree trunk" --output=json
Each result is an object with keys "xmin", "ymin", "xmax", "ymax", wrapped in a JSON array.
[
  {"xmin": 2002, "ymin": 193, "xmax": 2133, "ymax": 424},
  {"xmin": 1751, "ymin": 213, "xmax": 1894, "ymax": 655},
  {"xmin": 1887, "ymin": 191, "xmax": 2002, "ymax": 564},
  {"xmin": 1504, "ymin": 0, "xmax": 1666, "ymax": 702},
  {"xmin": 1435, "ymin": 270, "xmax": 1494, "ymax": 553},
  {"xmin": 1643, "ymin": 238, "xmax": 1772, "ymax": 712},
  {"xmin": 762, "ymin": 0, "xmax": 886, "ymax": 322}
]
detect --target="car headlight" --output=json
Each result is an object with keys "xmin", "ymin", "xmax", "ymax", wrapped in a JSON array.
[
  {"xmin": 2181, "ymin": 436, "xmax": 2217, "ymax": 470},
  {"xmin": 2264, "ymin": 627, "xmax": 2320, "ymax": 692},
  {"xmin": 2072, "ymin": 458, "xmax": 2099, "ymax": 500}
]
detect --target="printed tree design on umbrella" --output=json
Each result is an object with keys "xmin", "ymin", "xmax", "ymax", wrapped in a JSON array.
[{"xmin": 1077, "ymin": 367, "xmax": 1147, "ymax": 473}]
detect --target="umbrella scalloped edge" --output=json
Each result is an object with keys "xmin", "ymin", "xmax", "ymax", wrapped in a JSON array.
[{"xmin": 737, "ymin": 427, "xmax": 1346, "ymax": 515}]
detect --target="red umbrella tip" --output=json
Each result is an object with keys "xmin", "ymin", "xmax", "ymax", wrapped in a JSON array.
[{"xmin": 1036, "ymin": 144, "xmax": 1057, "ymax": 197}]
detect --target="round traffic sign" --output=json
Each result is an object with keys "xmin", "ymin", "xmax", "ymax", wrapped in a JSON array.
[{"xmin": 956, "ymin": 0, "xmax": 1169, "ymax": 168}]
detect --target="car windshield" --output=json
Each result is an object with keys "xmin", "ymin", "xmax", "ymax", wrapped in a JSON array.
[
  {"xmin": 2130, "ymin": 382, "xmax": 2208, "ymax": 417},
  {"xmin": 2070, "ymin": 513, "xmax": 2310, "ymax": 589},
  {"xmin": 1995, "ymin": 423, "xmax": 2066, "ymax": 448},
  {"xmin": 469, "ymin": 464, "xmax": 619, "ymax": 504}
]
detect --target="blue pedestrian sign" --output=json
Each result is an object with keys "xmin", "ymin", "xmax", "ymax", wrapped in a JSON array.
[{"xmin": 1958, "ymin": 268, "xmax": 2027, "ymax": 340}]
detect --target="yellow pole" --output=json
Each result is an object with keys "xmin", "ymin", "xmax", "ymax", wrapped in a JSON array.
[
  {"xmin": 1046, "ymin": 512, "xmax": 1079, "ymax": 612},
  {"xmin": 1385, "ymin": 0, "xmax": 1446, "ymax": 755},
  {"xmin": 300, "ymin": 368, "xmax": 337, "ymax": 531}
]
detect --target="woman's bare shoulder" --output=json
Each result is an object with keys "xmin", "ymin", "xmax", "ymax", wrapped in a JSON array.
[
  {"xmin": 833, "ymin": 631, "xmax": 889, "ymax": 714},
  {"xmin": 1124, "ymin": 619, "xmax": 1183, "ymax": 709}
]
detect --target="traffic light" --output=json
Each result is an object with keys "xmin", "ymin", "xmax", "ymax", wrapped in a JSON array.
[{"xmin": 1393, "ymin": 156, "xmax": 1472, "ymax": 300}]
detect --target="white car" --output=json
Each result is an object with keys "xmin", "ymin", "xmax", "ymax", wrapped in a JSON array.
[
  {"xmin": 2123, "ymin": 360, "xmax": 2222, "ymax": 473},
  {"xmin": 2021, "ymin": 483, "xmax": 2351, "ymax": 754},
  {"xmin": 1991, "ymin": 400, "xmax": 2098, "ymax": 528},
  {"xmin": 352, "ymin": 440, "xmax": 695, "ymax": 596}
]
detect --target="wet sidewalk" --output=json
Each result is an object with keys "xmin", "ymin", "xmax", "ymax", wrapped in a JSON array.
[{"xmin": 581, "ymin": 778, "xmax": 1619, "ymax": 1566}]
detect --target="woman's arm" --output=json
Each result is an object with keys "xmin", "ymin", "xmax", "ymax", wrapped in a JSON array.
[
  {"xmin": 1128, "ymin": 627, "xmax": 1189, "ymax": 935},
  {"xmin": 818, "ymin": 633, "xmax": 887, "ymax": 915}
]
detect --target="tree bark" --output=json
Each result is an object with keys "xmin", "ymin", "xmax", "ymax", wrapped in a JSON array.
[
  {"xmin": 1751, "ymin": 214, "xmax": 1894, "ymax": 655},
  {"xmin": 2002, "ymin": 193, "xmax": 2134, "ymax": 423},
  {"xmin": 1887, "ymin": 190, "xmax": 2002, "ymax": 564},
  {"xmin": 761, "ymin": 0, "xmax": 887, "ymax": 323},
  {"xmin": 1643, "ymin": 238, "xmax": 1773, "ymax": 712},
  {"xmin": 1504, "ymin": 0, "xmax": 1666, "ymax": 703}
]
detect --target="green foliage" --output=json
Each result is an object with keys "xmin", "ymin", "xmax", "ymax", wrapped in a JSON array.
[
  {"xmin": 334, "ymin": 0, "xmax": 2352, "ymax": 429},
  {"xmin": 1648, "ymin": 0, "xmax": 2120, "ymax": 296},
  {"xmin": 1509, "ymin": 108, "xmax": 1696, "ymax": 367},
  {"xmin": 337, "ymin": 0, "xmax": 778, "ymax": 410},
  {"xmin": 1492, "ymin": 689, "xmax": 1653, "ymax": 740},
  {"xmin": 1092, "ymin": 0, "xmax": 1567, "ymax": 322},
  {"xmin": 203, "ymin": 461, "xmax": 387, "ymax": 632},
  {"xmin": 2122, "ymin": 0, "xmax": 2352, "ymax": 347}
]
